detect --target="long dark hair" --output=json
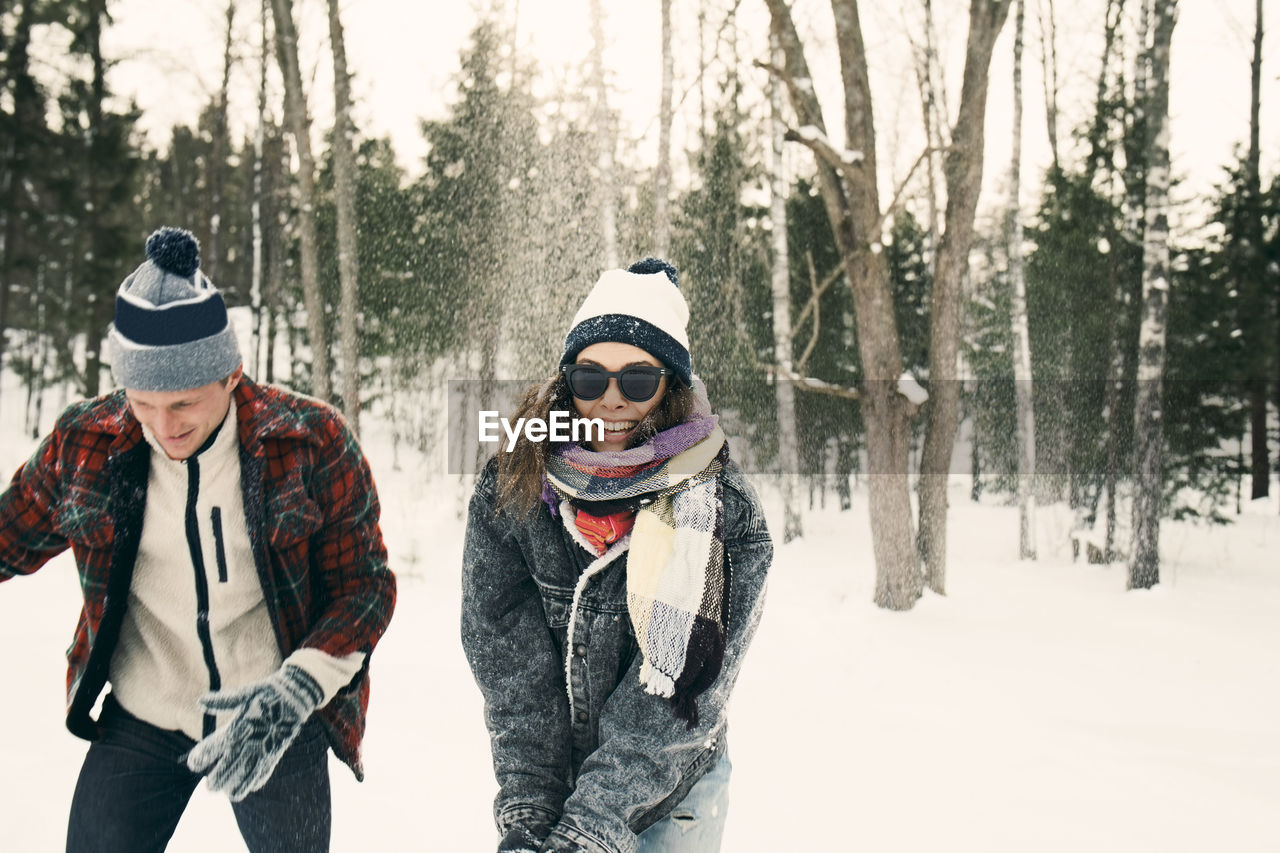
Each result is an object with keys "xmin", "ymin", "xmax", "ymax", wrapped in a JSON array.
[{"xmin": 495, "ymin": 371, "xmax": 695, "ymax": 517}]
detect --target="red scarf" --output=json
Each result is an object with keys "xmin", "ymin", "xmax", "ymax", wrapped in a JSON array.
[{"xmin": 573, "ymin": 508, "xmax": 636, "ymax": 555}]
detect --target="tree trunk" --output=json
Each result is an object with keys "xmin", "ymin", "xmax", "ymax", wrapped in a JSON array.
[
  {"xmin": 1129, "ymin": 0, "xmax": 1177, "ymax": 591},
  {"xmin": 1007, "ymin": 0, "xmax": 1037, "ymax": 560},
  {"xmin": 917, "ymin": 0, "xmax": 943, "ymax": 263},
  {"xmin": 588, "ymin": 0, "xmax": 619, "ymax": 268},
  {"xmin": 767, "ymin": 0, "xmax": 920, "ymax": 609},
  {"xmin": 1246, "ymin": 0, "xmax": 1268, "ymax": 499},
  {"xmin": 270, "ymin": 0, "xmax": 331, "ymax": 400},
  {"xmin": 769, "ymin": 30, "xmax": 803, "ymax": 544},
  {"xmin": 328, "ymin": 0, "xmax": 361, "ymax": 434},
  {"xmin": 1124, "ymin": 0, "xmax": 1149, "ymax": 241},
  {"xmin": 918, "ymin": 0, "xmax": 1014, "ymax": 594},
  {"xmin": 697, "ymin": 0, "xmax": 708, "ymax": 146},
  {"xmin": 654, "ymin": 0, "xmax": 674, "ymax": 258},
  {"xmin": 266, "ymin": 137, "xmax": 289, "ymax": 385},
  {"xmin": 1101, "ymin": 0, "xmax": 1144, "ymax": 561},
  {"xmin": 1036, "ymin": 0, "xmax": 1060, "ymax": 170},
  {"xmin": 82, "ymin": 0, "xmax": 109, "ymax": 399},
  {"xmin": 208, "ymin": 0, "xmax": 236, "ymax": 282},
  {"xmin": 1249, "ymin": 383, "xmax": 1268, "ymax": 498},
  {"xmin": 251, "ymin": 0, "xmax": 268, "ymax": 378}
]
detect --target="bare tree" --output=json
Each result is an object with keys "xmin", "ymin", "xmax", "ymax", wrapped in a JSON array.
[
  {"xmin": 81, "ymin": 0, "xmax": 112, "ymax": 398},
  {"xmin": 764, "ymin": 0, "xmax": 920, "ymax": 609},
  {"xmin": 917, "ymin": 0, "xmax": 1014, "ymax": 595},
  {"xmin": 1035, "ymin": 0, "xmax": 1060, "ymax": 170},
  {"xmin": 1129, "ymin": 0, "xmax": 1177, "ymax": 590},
  {"xmin": 768, "ymin": 30, "xmax": 802, "ymax": 543},
  {"xmin": 1101, "ymin": 0, "xmax": 1138, "ymax": 562},
  {"xmin": 1007, "ymin": 0, "xmax": 1037, "ymax": 559},
  {"xmin": 1089, "ymin": 0, "xmax": 1126, "ymax": 176},
  {"xmin": 208, "ymin": 0, "xmax": 236, "ymax": 282},
  {"xmin": 270, "ymin": 0, "xmax": 331, "ymax": 400},
  {"xmin": 654, "ymin": 0, "xmax": 674, "ymax": 257},
  {"xmin": 328, "ymin": 0, "xmax": 361, "ymax": 433},
  {"xmin": 588, "ymin": 0, "xmax": 619, "ymax": 268},
  {"xmin": 1245, "ymin": 0, "xmax": 1268, "ymax": 499},
  {"xmin": 911, "ymin": 0, "xmax": 946, "ymax": 260},
  {"xmin": 251, "ymin": 0, "xmax": 268, "ymax": 378}
]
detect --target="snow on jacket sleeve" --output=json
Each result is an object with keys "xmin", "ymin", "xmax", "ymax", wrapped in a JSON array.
[
  {"xmin": 542, "ymin": 473, "xmax": 772, "ymax": 853},
  {"xmin": 461, "ymin": 463, "xmax": 574, "ymax": 845},
  {"xmin": 0, "ymin": 427, "xmax": 72, "ymax": 580}
]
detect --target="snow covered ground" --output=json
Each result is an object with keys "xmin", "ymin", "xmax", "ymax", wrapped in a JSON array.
[{"xmin": 1, "ymin": 391, "xmax": 1277, "ymax": 851}]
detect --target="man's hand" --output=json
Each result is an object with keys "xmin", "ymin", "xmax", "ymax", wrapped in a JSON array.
[{"xmin": 185, "ymin": 664, "xmax": 323, "ymax": 801}]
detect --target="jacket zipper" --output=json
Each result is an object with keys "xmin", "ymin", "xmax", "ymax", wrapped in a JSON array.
[
  {"xmin": 211, "ymin": 507, "xmax": 228, "ymax": 583},
  {"xmin": 184, "ymin": 457, "xmax": 222, "ymax": 738}
]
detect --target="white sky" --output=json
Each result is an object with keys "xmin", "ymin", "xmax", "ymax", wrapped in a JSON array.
[{"xmin": 95, "ymin": 0, "xmax": 1278, "ymax": 233}]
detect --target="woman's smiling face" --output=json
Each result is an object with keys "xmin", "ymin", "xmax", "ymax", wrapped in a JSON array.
[{"xmin": 571, "ymin": 342, "xmax": 668, "ymax": 452}]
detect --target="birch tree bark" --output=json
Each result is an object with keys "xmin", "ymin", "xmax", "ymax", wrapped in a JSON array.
[
  {"xmin": 1129, "ymin": 0, "xmax": 1177, "ymax": 590},
  {"xmin": 1102, "ymin": 0, "xmax": 1135, "ymax": 562},
  {"xmin": 589, "ymin": 0, "xmax": 619, "ymax": 268},
  {"xmin": 328, "ymin": 0, "xmax": 361, "ymax": 434},
  {"xmin": 1007, "ymin": 0, "xmax": 1037, "ymax": 559},
  {"xmin": 270, "ymin": 0, "xmax": 331, "ymax": 400},
  {"xmin": 766, "ymin": 0, "xmax": 920, "ymax": 609},
  {"xmin": 918, "ymin": 0, "xmax": 1014, "ymax": 595},
  {"xmin": 769, "ymin": 30, "xmax": 802, "ymax": 543},
  {"xmin": 654, "ymin": 0, "xmax": 674, "ymax": 258}
]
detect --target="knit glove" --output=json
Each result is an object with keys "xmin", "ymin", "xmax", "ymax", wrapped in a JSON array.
[
  {"xmin": 497, "ymin": 827, "xmax": 543, "ymax": 853},
  {"xmin": 185, "ymin": 664, "xmax": 324, "ymax": 802}
]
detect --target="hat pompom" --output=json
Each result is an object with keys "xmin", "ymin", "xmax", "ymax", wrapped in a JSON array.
[
  {"xmin": 628, "ymin": 257, "xmax": 679, "ymax": 287},
  {"xmin": 145, "ymin": 227, "xmax": 201, "ymax": 278}
]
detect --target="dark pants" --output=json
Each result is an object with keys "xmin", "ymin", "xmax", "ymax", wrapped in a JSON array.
[{"xmin": 66, "ymin": 695, "xmax": 331, "ymax": 853}]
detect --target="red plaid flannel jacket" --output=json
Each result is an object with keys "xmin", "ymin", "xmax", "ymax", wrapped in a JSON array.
[{"xmin": 0, "ymin": 376, "xmax": 396, "ymax": 780}]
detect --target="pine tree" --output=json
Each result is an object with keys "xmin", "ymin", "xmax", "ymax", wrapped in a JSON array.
[{"xmin": 53, "ymin": 0, "xmax": 140, "ymax": 397}]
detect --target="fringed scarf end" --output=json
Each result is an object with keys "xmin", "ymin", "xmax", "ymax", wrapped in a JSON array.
[{"xmin": 639, "ymin": 661, "xmax": 676, "ymax": 698}]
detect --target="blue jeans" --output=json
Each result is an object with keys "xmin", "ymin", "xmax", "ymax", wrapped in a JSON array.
[
  {"xmin": 65, "ymin": 695, "xmax": 331, "ymax": 853},
  {"xmin": 636, "ymin": 753, "xmax": 731, "ymax": 853}
]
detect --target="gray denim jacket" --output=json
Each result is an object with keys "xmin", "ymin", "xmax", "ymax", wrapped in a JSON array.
[{"xmin": 461, "ymin": 456, "xmax": 771, "ymax": 853}]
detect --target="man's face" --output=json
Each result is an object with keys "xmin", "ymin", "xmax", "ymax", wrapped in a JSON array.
[{"xmin": 125, "ymin": 367, "xmax": 241, "ymax": 460}]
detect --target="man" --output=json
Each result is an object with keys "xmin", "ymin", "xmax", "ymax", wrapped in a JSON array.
[{"xmin": 0, "ymin": 227, "xmax": 396, "ymax": 852}]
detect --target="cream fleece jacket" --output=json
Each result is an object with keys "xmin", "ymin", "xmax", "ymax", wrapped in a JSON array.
[{"xmin": 108, "ymin": 397, "xmax": 364, "ymax": 740}]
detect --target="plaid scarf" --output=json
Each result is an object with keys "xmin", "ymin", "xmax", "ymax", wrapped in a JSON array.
[{"xmin": 544, "ymin": 384, "xmax": 728, "ymax": 727}]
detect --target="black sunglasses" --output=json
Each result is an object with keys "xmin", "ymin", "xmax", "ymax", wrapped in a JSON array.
[{"xmin": 561, "ymin": 363, "xmax": 673, "ymax": 402}]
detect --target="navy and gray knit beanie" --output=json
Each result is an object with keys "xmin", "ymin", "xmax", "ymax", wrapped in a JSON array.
[
  {"xmin": 107, "ymin": 227, "xmax": 242, "ymax": 391},
  {"xmin": 560, "ymin": 258, "xmax": 692, "ymax": 387}
]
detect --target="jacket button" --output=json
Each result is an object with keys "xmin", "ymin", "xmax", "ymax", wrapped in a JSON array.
[
  {"xmin": 575, "ymin": 710, "xmax": 589, "ymax": 724},
  {"xmin": 574, "ymin": 643, "xmax": 588, "ymax": 657}
]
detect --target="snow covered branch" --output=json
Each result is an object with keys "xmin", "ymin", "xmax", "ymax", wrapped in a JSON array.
[
  {"xmin": 769, "ymin": 364, "xmax": 861, "ymax": 401},
  {"xmin": 896, "ymin": 372, "xmax": 929, "ymax": 406},
  {"xmin": 783, "ymin": 124, "xmax": 866, "ymax": 182}
]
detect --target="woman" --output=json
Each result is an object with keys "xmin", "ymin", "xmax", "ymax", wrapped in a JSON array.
[{"xmin": 462, "ymin": 258, "xmax": 772, "ymax": 853}]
